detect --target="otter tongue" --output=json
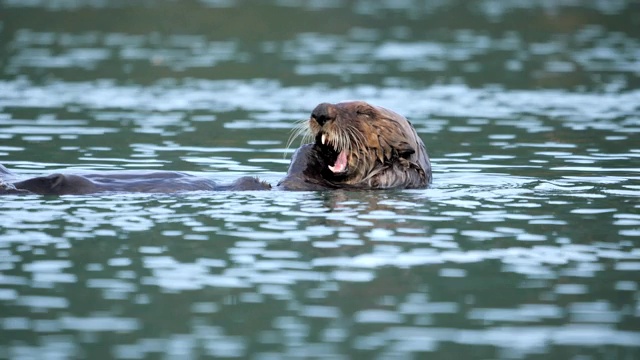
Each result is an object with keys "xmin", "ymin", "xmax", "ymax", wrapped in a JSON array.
[{"xmin": 328, "ymin": 150, "xmax": 348, "ymax": 173}]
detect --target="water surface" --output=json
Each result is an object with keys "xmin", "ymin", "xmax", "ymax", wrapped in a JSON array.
[{"xmin": 1, "ymin": 1, "xmax": 639, "ymax": 359}]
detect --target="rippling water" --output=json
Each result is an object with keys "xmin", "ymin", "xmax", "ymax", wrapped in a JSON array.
[{"xmin": 1, "ymin": 1, "xmax": 639, "ymax": 359}]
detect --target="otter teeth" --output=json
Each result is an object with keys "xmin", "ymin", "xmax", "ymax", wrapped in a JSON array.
[{"xmin": 321, "ymin": 134, "xmax": 327, "ymax": 145}]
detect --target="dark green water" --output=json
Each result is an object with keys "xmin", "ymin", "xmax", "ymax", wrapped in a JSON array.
[{"xmin": 1, "ymin": 1, "xmax": 639, "ymax": 359}]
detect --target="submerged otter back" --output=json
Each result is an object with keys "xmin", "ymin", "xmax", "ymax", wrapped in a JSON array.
[
  {"xmin": 3, "ymin": 170, "xmax": 271, "ymax": 195},
  {"xmin": 11, "ymin": 173, "xmax": 101, "ymax": 195}
]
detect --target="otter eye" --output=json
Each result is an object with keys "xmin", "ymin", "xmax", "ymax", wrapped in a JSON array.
[{"xmin": 356, "ymin": 109, "xmax": 373, "ymax": 117}]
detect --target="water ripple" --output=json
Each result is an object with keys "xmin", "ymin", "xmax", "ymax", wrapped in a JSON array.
[{"xmin": 2, "ymin": 1, "xmax": 639, "ymax": 358}]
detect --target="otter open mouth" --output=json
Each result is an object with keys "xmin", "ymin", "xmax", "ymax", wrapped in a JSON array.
[
  {"xmin": 329, "ymin": 150, "xmax": 348, "ymax": 173},
  {"xmin": 316, "ymin": 133, "xmax": 348, "ymax": 174}
]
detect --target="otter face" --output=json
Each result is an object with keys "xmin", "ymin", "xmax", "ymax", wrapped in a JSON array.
[{"xmin": 303, "ymin": 101, "xmax": 431, "ymax": 189}]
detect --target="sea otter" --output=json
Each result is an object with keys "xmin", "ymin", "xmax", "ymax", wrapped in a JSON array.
[
  {"xmin": 0, "ymin": 101, "xmax": 431, "ymax": 195},
  {"xmin": 278, "ymin": 101, "xmax": 431, "ymax": 190}
]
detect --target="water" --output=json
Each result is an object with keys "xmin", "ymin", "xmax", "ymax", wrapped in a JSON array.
[{"xmin": 1, "ymin": 1, "xmax": 639, "ymax": 359}]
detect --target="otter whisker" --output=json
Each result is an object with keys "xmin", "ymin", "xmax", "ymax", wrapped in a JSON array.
[
  {"xmin": 337, "ymin": 129, "xmax": 351, "ymax": 154},
  {"xmin": 285, "ymin": 119, "xmax": 312, "ymax": 158},
  {"xmin": 345, "ymin": 126, "xmax": 365, "ymax": 154}
]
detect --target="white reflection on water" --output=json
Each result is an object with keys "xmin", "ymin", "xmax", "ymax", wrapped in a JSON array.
[
  {"xmin": 61, "ymin": 316, "xmax": 140, "ymax": 332},
  {"xmin": 2, "ymin": 79, "xmax": 639, "ymax": 119}
]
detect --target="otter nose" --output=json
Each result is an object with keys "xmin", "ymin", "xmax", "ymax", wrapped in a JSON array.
[{"xmin": 311, "ymin": 102, "xmax": 336, "ymax": 126}]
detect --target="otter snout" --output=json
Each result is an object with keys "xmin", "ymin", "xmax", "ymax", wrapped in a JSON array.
[{"xmin": 311, "ymin": 102, "xmax": 337, "ymax": 126}]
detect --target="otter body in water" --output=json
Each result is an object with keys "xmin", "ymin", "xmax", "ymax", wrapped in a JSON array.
[
  {"xmin": 1, "ymin": 101, "xmax": 430, "ymax": 195},
  {"xmin": 0, "ymin": 167, "xmax": 270, "ymax": 195},
  {"xmin": 278, "ymin": 101, "xmax": 431, "ymax": 190}
]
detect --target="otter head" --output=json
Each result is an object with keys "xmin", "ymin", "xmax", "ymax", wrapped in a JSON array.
[{"xmin": 303, "ymin": 101, "xmax": 431, "ymax": 189}]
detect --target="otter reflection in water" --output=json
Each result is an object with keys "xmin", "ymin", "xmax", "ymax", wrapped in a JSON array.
[{"xmin": 0, "ymin": 101, "xmax": 431, "ymax": 195}]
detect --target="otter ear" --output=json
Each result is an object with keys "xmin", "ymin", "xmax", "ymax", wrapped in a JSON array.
[
  {"xmin": 396, "ymin": 141, "xmax": 415, "ymax": 158},
  {"xmin": 375, "ymin": 123, "xmax": 416, "ymax": 159}
]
